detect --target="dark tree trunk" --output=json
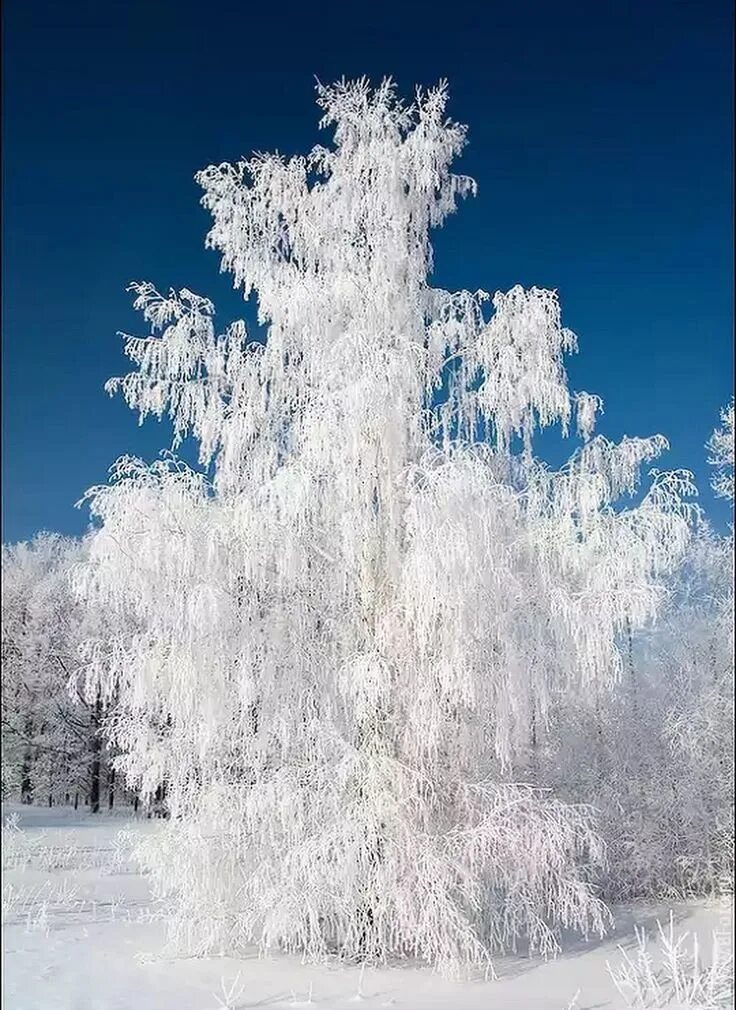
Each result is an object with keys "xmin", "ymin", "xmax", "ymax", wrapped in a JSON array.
[
  {"xmin": 89, "ymin": 755, "xmax": 101, "ymax": 813},
  {"xmin": 74, "ymin": 792, "xmax": 79, "ymax": 811},
  {"xmin": 151, "ymin": 781, "xmax": 169, "ymax": 818},
  {"xmin": 89, "ymin": 693, "xmax": 103, "ymax": 814},
  {"xmin": 357, "ymin": 903, "xmax": 376, "ymax": 960},
  {"xmin": 20, "ymin": 753, "xmax": 33, "ymax": 804},
  {"xmin": 108, "ymin": 766, "xmax": 115, "ymax": 810},
  {"xmin": 20, "ymin": 716, "xmax": 34, "ymax": 804}
]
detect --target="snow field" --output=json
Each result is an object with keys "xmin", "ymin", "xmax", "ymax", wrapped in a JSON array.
[{"xmin": 2, "ymin": 805, "xmax": 731, "ymax": 1010}]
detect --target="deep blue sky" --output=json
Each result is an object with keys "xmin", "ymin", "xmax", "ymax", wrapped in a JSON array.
[{"xmin": 2, "ymin": 0, "xmax": 733, "ymax": 542}]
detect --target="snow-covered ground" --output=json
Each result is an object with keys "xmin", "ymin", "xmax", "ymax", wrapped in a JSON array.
[{"xmin": 2, "ymin": 804, "xmax": 731, "ymax": 1010}]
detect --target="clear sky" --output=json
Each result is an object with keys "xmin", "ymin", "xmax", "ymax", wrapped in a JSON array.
[{"xmin": 2, "ymin": 0, "xmax": 733, "ymax": 542}]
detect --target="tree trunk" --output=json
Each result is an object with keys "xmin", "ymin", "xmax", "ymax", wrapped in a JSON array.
[
  {"xmin": 151, "ymin": 781, "xmax": 169, "ymax": 818},
  {"xmin": 89, "ymin": 693, "xmax": 103, "ymax": 814},
  {"xmin": 20, "ymin": 753, "xmax": 33, "ymax": 804},
  {"xmin": 20, "ymin": 716, "xmax": 34, "ymax": 804},
  {"xmin": 108, "ymin": 766, "xmax": 115, "ymax": 810},
  {"xmin": 89, "ymin": 755, "xmax": 101, "ymax": 814}
]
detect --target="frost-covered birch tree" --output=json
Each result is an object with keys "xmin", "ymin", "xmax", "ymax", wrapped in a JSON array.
[
  {"xmin": 657, "ymin": 400, "xmax": 734, "ymax": 895},
  {"xmin": 708, "ymin": 398, "xmax": 734, "ymax": 502},
  {"xmin": 77, "ymin": 78, "xmax": 695, "ymax": 972}
]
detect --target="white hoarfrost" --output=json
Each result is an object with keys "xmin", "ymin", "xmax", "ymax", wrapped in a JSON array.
[
  {"xmin": 607, "ymin": 913, "xmax": 733, "ymax": 1009},
  {"xmin": 76, "ymin": 79, "xmax": 696, "ymax": 973}
]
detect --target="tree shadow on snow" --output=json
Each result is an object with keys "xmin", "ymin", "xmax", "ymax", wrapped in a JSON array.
[{"xmin": 487, "ymin": 902, "xmax": 693, "ymax": 982}]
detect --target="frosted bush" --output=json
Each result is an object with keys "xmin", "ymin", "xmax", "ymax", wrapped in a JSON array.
[{"xmin": 607, "ymin": 914, "xmax": 734, "ymax": 1009}]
